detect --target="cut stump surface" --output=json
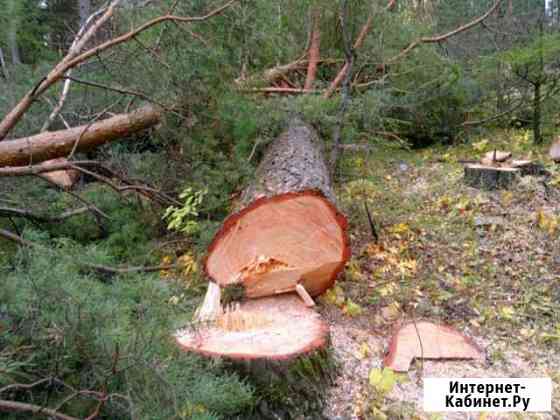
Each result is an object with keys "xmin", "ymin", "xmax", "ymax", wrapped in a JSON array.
[{"xmin": 175, "ymin": 294, "xmax": 329, "ymax": 360}]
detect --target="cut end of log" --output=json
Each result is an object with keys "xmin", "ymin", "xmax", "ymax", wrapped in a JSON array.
[
  {"xmin": 176, "ymin": 294, "xmax": 329, "ymax": 361},
  {"xmin": 38, "ymin": 158, "xmax": 80, "ymax": 189},
  {"xmin": 205, "ymin": 190, "xmax": 350, "ymax": 299},
  {"xmin": 383, "ymin": 321, "xmax": 484, "ymax": 372}
]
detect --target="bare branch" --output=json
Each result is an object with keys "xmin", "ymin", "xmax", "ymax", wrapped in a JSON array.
[
  {"xmin": 0, "ymin": 206, "xmax": 91, "ymax": 223},
  {"xmin": 324, "ymin": 0, "xmax": 397, "ymax": 98},
  {"xmin": 0, "ymin": 399, "xmax": 79, "ymax": 420},
  {"xmin": 41, "ymin": 6, "xmax": 110, "ymax": 132},
  {"xmin": 387, "ymin": 0, "xmax": 503, "ymax": 64}
]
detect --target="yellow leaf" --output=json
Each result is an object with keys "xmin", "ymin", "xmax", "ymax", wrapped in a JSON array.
[
  {"xmin": 389, "ymin": 223, "xmax": 410, "ymax": 235},
  {"xmin": 356, "ymin": 342, "xmax": 370, "ymax": 359},
  {"xmin": 500, "ymin": 306, "xmax": 515, "ymax": 320},
  {"xmin": 344, "ymin": 299, "xmax": 363, "ymax": 317},
  {"xmin": 369, "ymin": 367, "xmax": 396, "ymax": 394},
  {"xmin": 324, "ymin": 285, "xmax": 345, "ymax": 307}
]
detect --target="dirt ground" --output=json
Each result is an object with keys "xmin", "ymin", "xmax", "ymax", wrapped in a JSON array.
[{"xmin": 321, "ymin": 134, "xmax": 559, "ymax": 419}]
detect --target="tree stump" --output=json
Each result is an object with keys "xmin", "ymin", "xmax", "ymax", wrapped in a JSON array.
[
  {"xmin": 464, "ymin": 164, "xmax": 520, "ymax": 190},
  {"xmin": 175, "ymin": 118, "xmax": 349, "ymax": 415}
]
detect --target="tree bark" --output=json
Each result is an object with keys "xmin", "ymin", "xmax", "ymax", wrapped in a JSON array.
[
  {"xmin": 205, "ymin": 117, "xmax": 349, "ymax": 301},
  {"xmin": 0, "ymin": 105, "xmax": 162, "ymax": 167},
  {"xmin": 176, "ymin": 118, "xmax": 349, "ymax": 375},
  {"xmin": 464, "ymin": 164, "xmax": 519, "ymax": 190}
]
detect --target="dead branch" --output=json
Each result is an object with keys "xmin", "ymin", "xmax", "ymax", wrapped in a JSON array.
[
  {"xmin": 0, "ymin": 206, "xmax": 90, "ymax": 224},
  {"xmin": 0, "ymin": 0, "xmax": 238, "ymax": 140},
  {"xmin": 0, "ymin": 105, "xmax": 162, "ymax": 167},
  {"xmin": 0, "ymin": 229, "xmax": 35, "ymax": 247},
  {"xmin": 387, "ymin": 0, "xmax": 502, "ymax": 64},
  {"xmin": 0, "ymin": 159, "xmax": 180, "ymax": 207},
  {"xmin": 0, "ymin": 399, "xmax": 79, "ymax": 420},
  {"xmin": 81, "ymin": 263, "xmax": 179, "ymax": 276},
  {"xmin": 41, "ymin": 7, "xmax": 109, "ymax": 132},
  {"xmin": 63, "ymin": 76, "xmax": 167, "ymax": 109},
  {"xmin": 240, "ymin": 87, "xmax": 321, "ymax": 94}
]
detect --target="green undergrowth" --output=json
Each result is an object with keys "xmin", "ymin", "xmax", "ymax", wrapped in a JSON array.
[{"xmin": 0, "ymin": 238, "xmax": 256, "ymax": 419}]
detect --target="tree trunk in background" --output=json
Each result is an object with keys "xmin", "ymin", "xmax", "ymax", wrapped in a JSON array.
[
  {"xmin": 7, "ymin": 0, "xmax": 21, "ymax": 65},
  {"xmin": 78, "ymin": 0, "xmax": 92, "ymax": 26}
]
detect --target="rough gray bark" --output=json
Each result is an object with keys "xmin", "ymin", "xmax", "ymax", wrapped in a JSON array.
[
  {"xmin": 464, "ymin": 164, "xmax": 519, "ymax": 190},
  {"xmin": 240, "ymin": 117, "xmax": 335, "ymax": 206}
]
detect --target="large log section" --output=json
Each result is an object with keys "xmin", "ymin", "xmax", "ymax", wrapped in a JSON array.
[
  {"xmin": 0, "ymin": 105, "xmax": 161, "ymax": 167},
  {"xmin": 176, "ymin": 117, "xmax": 350, "ymax": 364}
]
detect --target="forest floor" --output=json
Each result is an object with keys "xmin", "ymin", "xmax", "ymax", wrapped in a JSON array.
[{"xmin": 321, "ymin": 130, "xmax": 560, "ymax": 420}]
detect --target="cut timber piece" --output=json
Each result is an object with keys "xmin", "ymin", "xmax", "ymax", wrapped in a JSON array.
[
  {"xmin": 176, "ymin": 294, "xmax": 328, "ymax": 360},
  {"xmin": 549, "ymin": 139, "xmax": 560, "ymax": 163},
  {"xmin": 204, "ymin": 118, "xmax": 349, "ymax": 301},
  {"xmin": 481, "ymin": 150, "xmax": 512, "ymax": 165},
  {"xmin": 0, "ymin": 105, "xmax": 161, "ymax": 167},
  {"xmin": 384, "ymin": 321, "xmax": 484, "ymax": 372},
  {"xmin": 464, "ymin": 164, "xmax": 519, "ymax": 190},
  {"xmin": 37, "ymin": 158, "xmax": 80, "ymax": 189}
]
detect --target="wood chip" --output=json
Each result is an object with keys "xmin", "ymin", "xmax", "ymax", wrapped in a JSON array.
[{"xmin": 383, "ymin": 321, "xmax": 484, "ymax": 372}]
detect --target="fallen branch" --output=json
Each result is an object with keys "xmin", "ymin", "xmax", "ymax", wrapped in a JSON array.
[
  {"xmin": 0, "ymin": 206, "xmax": 90, "ymax": 223},
  {"xmin": 0, "ymin": 229, "xmax": 35, "ymax": 247},
  {"xmin": 0, "ymin": 105, "xmax": 162, "ymax": 167},
  {"xmin": 240, "ymin": 87, "xmax": 321, "ymax": 94},
  {"xmin": 0, "ymin": 399, "xmax": 78, "ymax": 420},
  {"xmin": 0, "ymin": 228, "xmax": 178, "ymax": 277},
  {"xmin": 80, "ymin": 263, "xmax": 179, "ymax": 276}
]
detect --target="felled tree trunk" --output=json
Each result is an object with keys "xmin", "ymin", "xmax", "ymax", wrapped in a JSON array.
[
  {"xmin": 0, "ymin": 105, "xmax": 161, "ymax": 167},
  {"xmin": 207, "ymin": 117, "xmax": 348, "ymax": 303},
  {"xmin": 175, "ymin": 118, "xmax": 349, "ymax": 414}
]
